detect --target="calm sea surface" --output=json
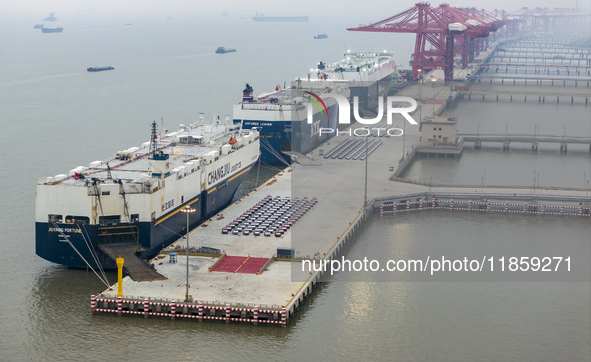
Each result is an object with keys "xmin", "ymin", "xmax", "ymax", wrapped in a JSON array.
[{"xmin": 0, "ymin": 12, "xmax": 589, "ymax": 361}]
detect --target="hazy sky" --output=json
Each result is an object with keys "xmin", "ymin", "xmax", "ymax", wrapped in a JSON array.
[{"xmin": 2, "ymin": 0, "xmax": 586, "ymax": 16}]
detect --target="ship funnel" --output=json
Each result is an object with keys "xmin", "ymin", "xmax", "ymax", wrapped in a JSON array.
[{"xmin": 243, "ymin": 83, "xmax": 254, "ymax": 102}]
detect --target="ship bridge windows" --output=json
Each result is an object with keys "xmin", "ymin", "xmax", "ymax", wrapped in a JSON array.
[
  {"xmin": 48, "ymin": 214, "xmax": 62, "ymax": 223},
  {"xmin": 99, "ymin": 215, "xmax": 121, "ymax": 225},
  {"xmin": 178, "ymin": 135, "xmax": 203, "ymax": 145},
  {"xmin": 131, "ymin": 214, "xmax": 139, "ymax": 222},
  {"xmin": 65, "ymin": 216, "xmax": 90, "ymax": 224}
]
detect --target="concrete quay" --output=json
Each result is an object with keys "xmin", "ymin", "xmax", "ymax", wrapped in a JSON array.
[{"xmin": 91, "ymin": 111, "xmax": 591, "ymax": 325}]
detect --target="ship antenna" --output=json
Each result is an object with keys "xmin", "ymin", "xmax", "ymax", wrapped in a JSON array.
[
  {"xmin": 149, "ymin": 120, "xmax": 158, "ymax": 159},
  {"xmin": 106, "ymin": 162, "xmax": 112, "ymax": 179}
]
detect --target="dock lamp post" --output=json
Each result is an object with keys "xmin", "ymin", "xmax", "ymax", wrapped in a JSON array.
[
  {"xmin": 180, "ymin": 205, "xmax": 196, "ymax": 302},
  {"xmin": 431, "ymin": 77, "xmax": 437, "ymax": 114},
  {"xmin": 364, "ymin": 127, "xmax": 369, "ymax": 207},
  {"xmin": 417, "ymin": 68, "xmax": 423, "ymax": 102},
  {"xmin": 406, "ymin": 69, "xmax": 423, "ymax": 160}
]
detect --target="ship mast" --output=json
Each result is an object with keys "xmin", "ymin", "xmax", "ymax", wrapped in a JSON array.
[
  {"xmin": 148, "ymin": 120, "xmax": 170, "ymax": 178},
  {"xmin": 149, "ymin": 121, "xmax": 158, "ymax": 159}
]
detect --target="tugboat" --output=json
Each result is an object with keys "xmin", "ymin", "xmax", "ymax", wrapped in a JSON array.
[
  {"xmin": 43, "ymin": 12, "xmax": 57, "ymax": 21},
  {"xmin": 216, "ymin": 47, "xmax": 236, "ymax": 54}
]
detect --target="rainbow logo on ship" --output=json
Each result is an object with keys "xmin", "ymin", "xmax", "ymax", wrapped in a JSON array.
[{"xmin": 303, "ymin": 91, "xmax": 328, "ymax": 115}]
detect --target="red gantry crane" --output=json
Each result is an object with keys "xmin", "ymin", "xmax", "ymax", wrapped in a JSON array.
[{"xmin": 348, "ymin": 2, "xmax": 501, "ymax": 81}]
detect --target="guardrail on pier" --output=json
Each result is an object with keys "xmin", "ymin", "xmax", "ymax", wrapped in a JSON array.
[{"xmin": 376, "ymin": 194, "xmax": 591, "ymax": 217}]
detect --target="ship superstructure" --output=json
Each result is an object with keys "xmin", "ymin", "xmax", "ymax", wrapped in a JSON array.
[{"xmin": 310, "ymin": 51, "xmax": 397, "ymax": 108}]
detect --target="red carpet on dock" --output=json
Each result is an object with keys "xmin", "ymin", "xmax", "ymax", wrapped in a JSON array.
[{"xmin": 211, "ymin": 256, "xmax": 270, "ymax": 274}]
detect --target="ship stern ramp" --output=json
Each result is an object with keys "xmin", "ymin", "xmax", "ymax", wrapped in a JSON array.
[{"xmin": 99, "ymin": 244, "xmax": 165, "ymax": 281}]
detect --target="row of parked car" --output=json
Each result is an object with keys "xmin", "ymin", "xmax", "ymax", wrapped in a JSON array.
[{"xmin": 222, "ymin": 195, "xmax": 318, "ymax": 237}]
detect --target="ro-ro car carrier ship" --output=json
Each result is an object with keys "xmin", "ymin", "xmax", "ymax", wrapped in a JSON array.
[
  {"xmin": 232, "ymin": 51, "xmax": 396, "ymax": 165},
  {"xmin": 35, "ymin": 120, "xmax": 260, "ymax": 269}
]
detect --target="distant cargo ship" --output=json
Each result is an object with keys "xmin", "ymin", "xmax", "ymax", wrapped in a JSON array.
[
  {"xmin": 314, "ymin": 34, "xmax": 328, "ymax": 39},
  {"xmin": 252, "ymin": 12, "xmax": 308, "ymax": 22},
  {"xmin": 34, "ymin": 24, "xmax": 44, "ymax": 29},
  {"xmin": 44, "ymin": 12, "xmax": 57, "ymax": 21},
  {"xmin": 42, "ymin": 27, "xmax": 63, "ymax": 33},
  {"xmin": 87, "ymin": 66, "xmax": 115, "ymax": 72},
  {"xmin": 215, "ymin": 47, "xmax": 236, "ymax": 54}
]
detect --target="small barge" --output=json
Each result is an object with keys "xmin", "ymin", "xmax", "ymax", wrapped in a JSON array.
[{"xmin": 87, "ymin": 66, "xmax": 115, "ymax": 72}]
